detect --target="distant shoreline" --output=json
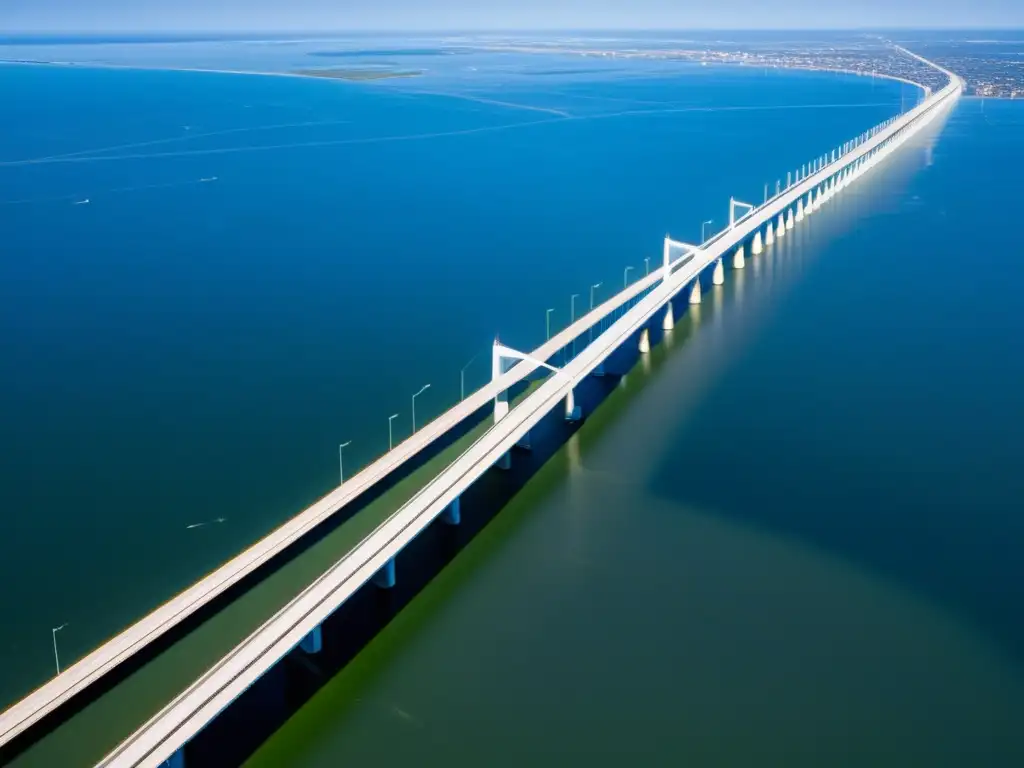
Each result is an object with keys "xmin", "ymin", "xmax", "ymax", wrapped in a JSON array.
[
  {"xmin": 0, "ymin": 58, "xmax": 424, "ymax": 85},
  {"xmin": 0, "ymin": 53, "xmax": 975, "ymax": 99}
]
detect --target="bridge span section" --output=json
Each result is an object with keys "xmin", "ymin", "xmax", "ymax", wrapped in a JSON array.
[{"xmin": 96, "ymin": 58, "xmax": 962, "ymax": 768}]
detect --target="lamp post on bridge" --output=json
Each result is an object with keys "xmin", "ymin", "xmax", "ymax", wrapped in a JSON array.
[
  {"xmin": 701, "ymin": 219, "xmax": 713, "ymax": 243},
  {"xmin": 412, "ymin": 384, "xmax": 430, "ymax": 433},
  {"xmin": 338, "ymin": 440, "xmax": 352, "ymax": 484},
  {"xmin": 388, "ymin": 413, "xmax": 399, "ymax": 451},
  {"xmin": 52, "ymin": 623, "xmax": 67, "ymax": 676},
  {"xmin": 545, "ymin": 307, "xmax": 555, "ymax": 342},
  {"xmin": 621, "ymin": 267, "xmax": 634, "ymax": 319},
  {"xmin": 589, "ymin": 283, "xmax": 602, "ymax": 345},
  {"xmin": 644, "ymin": 257, "xmax": 650, "ymax": 276},
  {"xmin": 460, "ymin": 350, "xmax": 484, "ymax": 401},
  {"xmin": 570, "ymin": 293, "xmax": 579, "ymax": 359}
]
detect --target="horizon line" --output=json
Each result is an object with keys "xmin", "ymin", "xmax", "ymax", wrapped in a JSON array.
[{"xmin": 2, "ymin": 25, "xmax": 1024, "ymax": 36}]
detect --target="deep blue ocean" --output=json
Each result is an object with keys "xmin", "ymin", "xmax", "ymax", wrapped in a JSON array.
[
  {"xmin": 248, "ymin": 89, "xmax": 1024, "ymax": 767},
  {"xmin": 0, "ymin": 38, "xmax": 915, "ymax": 710}
]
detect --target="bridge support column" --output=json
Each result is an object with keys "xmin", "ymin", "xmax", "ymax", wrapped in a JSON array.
[
  {"xmin": 765, "ymin": 222, "xmax": 775, "ymax": 246},
  {"xmin": 516, "ymin": 430, "xmax": 532, "ymax": 450},
  {"xmin": 689, "ymin": 278, "xmax": 702, "ymax": 305},
  {"xmin": 492, "ymin": 343, "xmax": 509, "ymax": 425},
  {"xmin": 638, "ymin": 328, "xmax": 651, "ymax": 354},
  {"xmin": 712, "ymin": 258, "xmax": 724, "ymax": 285},
  {"xmin": 796, "ymin": 198, "xmax": 804, "ymax": 222},
  {"xmin": 565, "ymin": 389, "xmax": 582, "ymax": 422},
  {"xmin": 662, "ymin": 301, "xmax": 675, "ymax": 331},
  {"xmin": 300, "ymin": 625, "xmax": 323, "ymax": 654},
  {"xmin": 776, "ymin": 213, "xmax": 786, "ymax": 238},
  {"xmin": 593, "ymin": 360, "xmax": 605, "ymax": 377},
  {"xmin": 374, "ymin": 558, "xmax": 396, "ymax": 589},
  {"xmin": 732, "ymin": 245, "xmax": 745, "ymax": 270},
  {"xmin": 752, "ymin": 230, "xmax": 763, "ymax": 254},
  {"xmin": 805, "ymin": 191, "xmax": 814, "ymax": 214},
  {"xmin": 441, "ymin": 496, "xmax": 461, "ymax": 525},
  {"xmin": 786, "ymin": 208, "xmax": 794, "ymax": 230}
]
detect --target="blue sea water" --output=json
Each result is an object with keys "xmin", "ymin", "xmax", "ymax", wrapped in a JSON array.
[
  {"xmin": 248, "ymin": 94, "xmax": 1024, "ymax": 768},
  {"xmin": 0, "ymin": 42, "xmax": 908, "ymax": 708}
]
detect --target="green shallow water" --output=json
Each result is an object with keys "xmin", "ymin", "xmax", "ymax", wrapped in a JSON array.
[{"xmin": 248, "ymin": 98, "xmax": 1024, "ymax": 767}]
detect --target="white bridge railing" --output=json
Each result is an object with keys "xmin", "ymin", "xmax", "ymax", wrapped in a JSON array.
[{"xmin": 95, "ymin": 55, "xmax": 963, "ymax": 768}]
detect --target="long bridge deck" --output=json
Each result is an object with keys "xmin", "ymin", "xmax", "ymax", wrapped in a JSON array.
[
  {"xmin": 96, "ymin": 56, "xmax": 963, "ymax": 768},
  {"xmin": 0, "ymin": 46, "xmax": 962, "ymax": 768}
]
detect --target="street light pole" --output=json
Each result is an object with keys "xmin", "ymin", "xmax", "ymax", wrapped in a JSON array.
[
  {"xmin": 545, "ymin": 308, "xmax": 554, "ymax": 341},
  {"xmin": 412, "ymin": 384, "xmax": 431, "ymax": 433},
  {"xmin": 644, "ymin": 257, "xmax": 650, "ymax": 276},
  {"xmin": 460, "ymin": 350, "xmax": 483, "ymax": 401},
  {"xmin": 570, "ymin": 293, "xmax": 579, "ymax": 359},
  {"xmin": 622, "ymin": 266, "xmax": 634, "ymax": 318},
  {"xmin": 589, "ymin": 282, "xmax": 602, "ymax": 344},
  {"xmin": 388, "ymin": 413, "xmax": 398, "ymax": 451},
  {"xmin": 701, "ymin": 219, "xmax": 713, "ymax": 243},
  {"xmin": 338, "ymin": 440, "xmax": 351, "ymax": 484},
  {"xmin": 52, "ymin": 623, "xmax": 67, "ymax": 676}
]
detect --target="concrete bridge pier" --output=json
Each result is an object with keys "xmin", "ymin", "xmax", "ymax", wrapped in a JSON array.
[
  {"xmin": 374, "ymin": 558, "xmax": 396, "ymax": 589},
  {"xmin": 765, "ymin": 222, "xmax": 775, "ymax": 246},
  {"xmin": 796, "ymin": 198, "xmax": 805, "ymax": 222},
  {"xmin": 299, "ymin": 625, "xmax": 322, "ymax": 654},
  {"xmin": 752, "ymin": 230, "xmax": 763, "ymax": 254},
  {"xmin": 565, "ymin": 389, "xmax": 582, "ymax": 422},
  {"xmin": 441, "ymin": 496, "xmax": 461, "ymax": 525},
  {"xmin": 786, "ymin": 208, "xmax": 794, "ymax": 230},
  {"xmin": 776, "ymin": 213, "xmax": 786, "ymax": 238},
  {"xmin": 662, "ymin": 301, "xmax": 675, "ymax": 331},
  {"xmin": 732, "ymin": 245, "xmax": 745, "ymax": 270},
  {"xmin": 638, "ymin": 328, "xmax": 651, "ymax": 354},
  {"xmin": 712, "ymin": 258, "xmax": 725, "ymax": 285},
  {"xmin": 689, "ymin": 277, "xmax": 702, "ymax": 305},
  {"xmin": 516, "ymin": 431, "xmax": 532, "ymax": 450}
]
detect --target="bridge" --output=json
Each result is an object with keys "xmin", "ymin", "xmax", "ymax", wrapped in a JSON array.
[{"xmin": 0, "ymin": 49, "xmax": 962, "ymax": 768}]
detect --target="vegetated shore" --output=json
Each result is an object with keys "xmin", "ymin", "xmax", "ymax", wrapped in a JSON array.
[
  {"xmin": 290, "ymin": 68, "xmax": 422, "ymax": 81},
  {"xmin": 0, "ymin": 58, "xmax": 421, "ymax": 83}
]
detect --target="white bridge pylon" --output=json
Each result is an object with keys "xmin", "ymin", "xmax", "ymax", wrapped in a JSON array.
[
  {"xmin": 492, "ymin": 341, "xmax": 581, "ymax": 431},
  {"xmin": 663, "ymin": 235, "xmax": 701, "ymax": 280},
  {"xmin": 729, "ymin": 197, "xmax": 756, "ymax": 229}
]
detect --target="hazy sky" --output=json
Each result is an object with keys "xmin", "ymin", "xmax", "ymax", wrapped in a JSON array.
[{"xmin": 4, "ymin": 0, "xmax": 1023, "ymax": 33}]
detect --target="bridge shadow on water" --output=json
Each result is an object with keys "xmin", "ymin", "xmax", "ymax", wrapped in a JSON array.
[
  {"xmin": 186, "ymin": 339, "xmax": 674, "ymax": 766},
  {"xmin": 175, "ymin": 134, "xmax": 949, "ymax": 767}
]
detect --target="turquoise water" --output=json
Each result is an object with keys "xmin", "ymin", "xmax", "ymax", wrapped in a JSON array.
[
  {"xmin": 0, "ymin": 50, "xmax": 906, "ymax": 708},
  {"xmin": 249, "ymin": 96, "xmax": 1024, "ymax": 766}
]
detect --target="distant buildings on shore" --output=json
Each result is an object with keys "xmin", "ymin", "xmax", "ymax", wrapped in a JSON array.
[{"xmin": 486, "ymin": 37, "xmax": 1024, "ymax": 100}]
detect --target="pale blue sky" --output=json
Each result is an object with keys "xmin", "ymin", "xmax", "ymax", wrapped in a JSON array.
[{"xmin": 3, "ymin": 0, "xmax": 1023, "ymax": 33}]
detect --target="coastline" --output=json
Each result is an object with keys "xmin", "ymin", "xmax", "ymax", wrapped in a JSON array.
[
  {"xmin": 0, "ymin": 52, "xmax": 937, "ymax": 98},
  {"xmin": 0, "ymin": 58, "xmax": 424, "ymax": 85}
]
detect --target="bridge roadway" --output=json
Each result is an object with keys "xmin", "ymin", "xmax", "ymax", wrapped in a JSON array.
[
  {"xmin": 98, "ymin": 62, "xmax": 962, "ymax": 767},
  {"xmin": 0, "ymin": 248, "xmax": 666, "ymax": 752}
]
